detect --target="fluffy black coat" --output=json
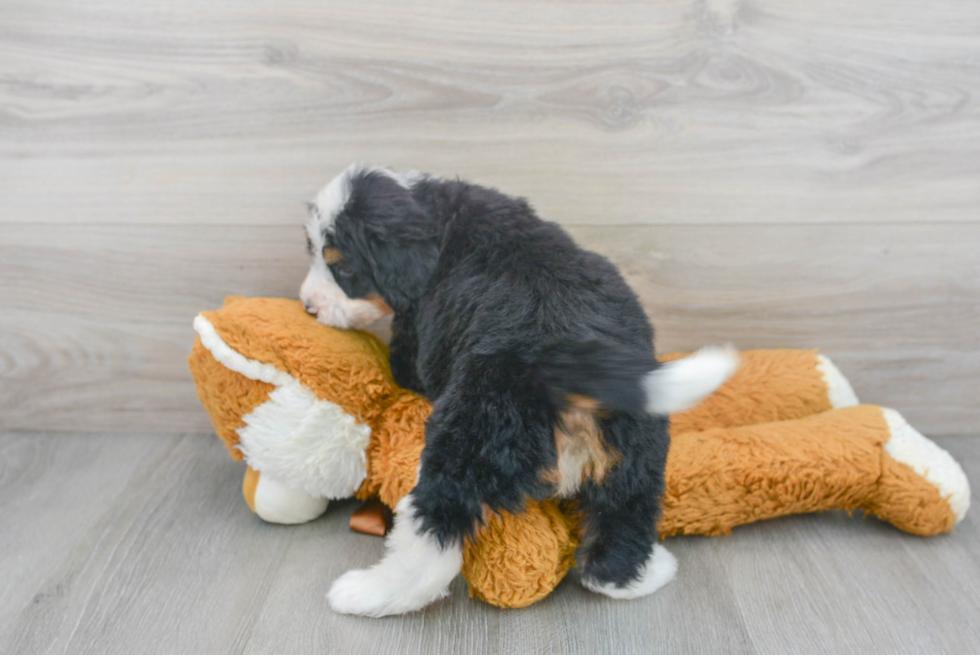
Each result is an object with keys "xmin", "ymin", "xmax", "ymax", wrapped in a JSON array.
[{"xmin": 328, "ymin": 171, "xmax": 669, "ymax": 588}]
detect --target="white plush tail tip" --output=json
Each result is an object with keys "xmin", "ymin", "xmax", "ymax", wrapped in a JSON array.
[
  {"xmin": 643, "ymin": 346, "xmax": 740, "ymax": 415},
  {"xmin": 881, "ymin": 408, "xmax": 971, "ymax": 524}
]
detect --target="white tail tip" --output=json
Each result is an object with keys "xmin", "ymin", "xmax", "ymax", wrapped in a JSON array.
[{"xmin": 643, "ymin": 345, "xmax": 740, "ymax": 415}]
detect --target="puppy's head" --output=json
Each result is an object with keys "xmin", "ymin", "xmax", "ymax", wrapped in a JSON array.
[{"xmin": 300, "ymin": 164, "xmax": 440, "ymax": 331}]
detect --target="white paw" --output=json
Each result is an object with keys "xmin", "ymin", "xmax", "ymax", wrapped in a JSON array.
[
  {"xmin": 328, "ymin": 568, "xmax": 396, "ymax": 617},
  {"xmin": 327, "ymin": 565, "xmax": 452, "ymax": 617},
  {"xmin": 582, "ymin": 544, "xmax": 678, "ymax": 600},
  {"xmin": 327, "ymin": 495, "xmax": 462, "ymax": 617}
]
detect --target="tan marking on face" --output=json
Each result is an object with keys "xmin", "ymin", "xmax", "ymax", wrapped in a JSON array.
[
  {"xmin": 323, "ymin": 247, "xmax": 343, "ymax": 265},
  {"xmin": 551, "ymin": 398, "xmax": 621, "ymax": 497},
  {"xmin": 366, "ymin": 295, "xmax": 394, "ymax": 315}
]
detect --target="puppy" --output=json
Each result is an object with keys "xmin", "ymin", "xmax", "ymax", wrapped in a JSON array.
[{"xmin": 300, "ymin": 164, "xmax": 738, "ymax": 616}]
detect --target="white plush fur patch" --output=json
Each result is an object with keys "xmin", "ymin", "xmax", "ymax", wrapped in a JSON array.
[
  {"xmin": 816, "ymin": 354, "xmax": 859, "ymax": 408},
  {"xmin": 253, "ymin": 471, "xmax": 330, "ymax": 524},
  {"xmin": 193, "ymin": 314, "xmax": 371, "ymax": 500},
  {"xmin": 581, "ymin": 543, "xmax": 677, "ymax": 600},
  {"xmin": 882, "ymin": 408, "xmax": 971, "ymax": 523},
  {"xmin": 328, "ymin": 494, "xmax": 463, "ymax": 616}
]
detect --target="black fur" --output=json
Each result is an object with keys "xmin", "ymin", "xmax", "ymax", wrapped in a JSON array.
[
  {"xmin": 536, "ymin": 340, "xmax": 661, "ymax": 413},
  {"xmin": 329, "ymin": 169, "xmax": 669, "ymax": 589}
]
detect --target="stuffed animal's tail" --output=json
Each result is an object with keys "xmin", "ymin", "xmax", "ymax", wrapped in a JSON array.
[{"xmin": 535, "ymin": 342, "xmax": 739, "ymax": 415}]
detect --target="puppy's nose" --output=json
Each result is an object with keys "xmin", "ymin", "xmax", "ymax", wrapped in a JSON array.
[{"xmin": 303, "ymin": 302, "xmax": 317, "ymax": 315}]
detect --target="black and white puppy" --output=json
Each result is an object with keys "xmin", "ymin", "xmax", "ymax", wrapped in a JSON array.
[{"xmin": 300, "ymin": 164, "xmax": 739, "ymax": 616}]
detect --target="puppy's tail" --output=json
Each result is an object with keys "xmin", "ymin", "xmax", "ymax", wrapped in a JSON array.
[{"xmin": 535, "ymin": 341, "xmax": 740, "ymax": 415}]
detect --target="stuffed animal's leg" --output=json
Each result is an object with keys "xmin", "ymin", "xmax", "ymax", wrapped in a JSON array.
[
  {"xmin": 242, "ymin": 467, "xmax": 330, "ymax": 524},
  {"xmin": 660, "ymin": 405, "xmax": 970, "ymax": 537},
  {"xmin": 868, "ymin": 408, "xmax": 970, "ymax": 534},
  {"xmin": 665, "ymin": 349, "xmax": 858, "ymax": 434},
  {"xmin": 461, "ymin": 499, "xmax": 578, "ymax": 609}
]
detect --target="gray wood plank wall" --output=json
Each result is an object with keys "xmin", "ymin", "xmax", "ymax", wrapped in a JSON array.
[{"xmin": 2, "ymin": 0, "xmax": 978, "ymax": 435}]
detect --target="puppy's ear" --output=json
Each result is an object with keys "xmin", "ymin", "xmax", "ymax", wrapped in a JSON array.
[
  {"xmin": 365, "ymin": 226, "xmax": 440, "ymax": 312},
  {"xmin": 344, "ymin": 174, "xmax": 441, "ymax": 312}
]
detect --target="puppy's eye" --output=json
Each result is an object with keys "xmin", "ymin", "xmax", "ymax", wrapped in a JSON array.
[{"xmin": 334, "ymin": 262, "xmax": 355, "ymax": 278}]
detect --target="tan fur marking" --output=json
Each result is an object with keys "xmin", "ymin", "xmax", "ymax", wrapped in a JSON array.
[
  {"xmin": 366, "ymin": 295, "xmax": 394, "ymax": 315},
  {"xmin": 552, "ymin": 401, "xmax": 621, "ymax": 497},
  {"xmin": 567, "ymin": 394, "xmax": 602, "ymax": 411},
  {"xmin": 539, "ymin": 467, "xmax": 562, "ymax": 485},
  {"xmin": 323, "ymin": 247, "xmax": 343, "ymax": 265}
]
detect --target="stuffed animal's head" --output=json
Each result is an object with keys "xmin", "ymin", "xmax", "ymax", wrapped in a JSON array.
[{"xmin": 189, "ymin": 296, "xmax": 401, "ymax": 500}]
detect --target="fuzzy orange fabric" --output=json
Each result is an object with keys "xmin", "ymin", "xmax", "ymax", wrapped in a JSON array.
[
  {"xmin": 461, "ymin": 500, "xmax": 579, "ymax": 608},
  {"xmin": 874, "ymin": 450, "xmax": 958, "ymax": 536},
  {"xmin": 664, "ymin": 406, "xmax": 882, "ymax": 536},
  {"xmin": 665, "ymin": 349, "xmax": 833, "ymax": 434},
  {"xmin": 188, "ymin": 297, "xmax": 962, "ymax": 609},
  {"xmin": 188, "ymin": 337, "xmax": 273, "ymax": 461},
  {"xmin": 357, "ymin": 390, "xmax": 430, "ymax": 507},
  {"xmin": 200, "ymin": 296, "xmax": 396, "ymax": 423}
]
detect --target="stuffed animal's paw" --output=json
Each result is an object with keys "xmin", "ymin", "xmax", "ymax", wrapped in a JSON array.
[{"xmin": 244, "ymin": 469, "xmax": 329, "ymax": 524}]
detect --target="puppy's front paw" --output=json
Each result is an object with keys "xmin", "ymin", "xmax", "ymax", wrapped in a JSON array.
[
  {"xmin": 328, "ymin": 494, "xmax": 463, "ymax": 617},
  {"xmin": 327, "ymin": 566, "xmax": 452, "ymax": 617},
  {"xmin": 328, "ymin": 568, "xmax": 385, "ymax": 616}
]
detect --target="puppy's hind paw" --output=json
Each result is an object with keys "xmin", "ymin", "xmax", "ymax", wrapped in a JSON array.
[{"xmin": 582, "ymin": 544, "xmax": 677, "ymax": 600}]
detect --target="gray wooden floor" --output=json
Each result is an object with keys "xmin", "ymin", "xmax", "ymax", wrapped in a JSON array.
[{"xmin": 1, "ymin": 431, "xmax": 977, "ymax": 655}]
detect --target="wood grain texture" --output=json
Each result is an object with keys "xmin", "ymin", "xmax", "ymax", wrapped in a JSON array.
[
  {"xmin": 1, "ymin": 0, "xmax": 978, "ymax": 434},
  {"xmin": 1, "ymin": 431, "xmax": 978, "ymax": 655},
  {"xmin": 572, "ymin": 223, "xmax": 980, "ymax": 436},
  {"xmin": 1, "ymin": 0, "xmax": 979, "ymax": 226},
  {"xmin": 2, "ymin": 223, "xmax": 977, "ymax": 436},
  {"xmin": 0, "ymin": 223, "xmax": 305, "ymax": 433}
]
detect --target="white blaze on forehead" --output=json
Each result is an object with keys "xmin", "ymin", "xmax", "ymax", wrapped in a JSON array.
[
  {"xmin": 309, "ymin": 163, "xmax": 424, "ymax": 238},
  {"xmin": 314, "ymin": 164, "xmax": 358, "ymax": 229},
  {"xmin": 386, "ymin": 168, "xmax": 425, "ymax": 188}
]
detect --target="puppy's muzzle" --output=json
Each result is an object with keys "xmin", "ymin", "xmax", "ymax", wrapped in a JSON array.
[{"xmin": 299, "ymin": 266, "xmax": 392, "ymax": 331}]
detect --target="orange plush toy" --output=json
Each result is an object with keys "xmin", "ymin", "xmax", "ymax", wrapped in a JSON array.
[{"xmin": 188, "ymin": 297, "xmax": 970, "ymax": 609}]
